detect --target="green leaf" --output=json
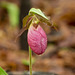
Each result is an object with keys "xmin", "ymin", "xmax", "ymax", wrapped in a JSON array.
[
  {"xmin": 7, "ymin": 3, "xmax": 20, "ymax": 27},
  {"xmin": 29, "ymin": 8, "xmax": 48, "ymax": 20},
  {"xmin": 0, "ymin": 2, "xmax": 20, "ymax": 27},
  {"xmin": 0, "ymin": 67, "xmax": 8, "ymax": 75},
  {"xmin": 22, "ymin": 58, "xmax": 35, "ymax": 66}
]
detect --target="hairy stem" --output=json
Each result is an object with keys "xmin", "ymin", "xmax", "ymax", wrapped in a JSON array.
[{"xmin": 29, "ymin": 46, "xmax": 32, "ymax": 75}]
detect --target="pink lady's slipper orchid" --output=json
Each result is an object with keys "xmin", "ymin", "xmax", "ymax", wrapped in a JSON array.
[
  {"xmin": 28, "ymin": 24, "xmax": 47, "ymax": 55},
  {"xmin": 15, "ymin": 8, "xmax": 55, "ymax": 75}
]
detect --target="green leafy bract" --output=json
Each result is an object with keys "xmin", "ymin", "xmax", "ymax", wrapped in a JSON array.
[
  {"xmin": 29, "ymin": 8, "xmax": 48, "ymax": 20},
  {"xmin": 29, "ymin": 8, "xmax": 52, "ymax": 26}
]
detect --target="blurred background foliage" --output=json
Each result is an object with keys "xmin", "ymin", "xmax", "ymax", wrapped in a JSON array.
[
  {"xmin": 0, "ymin": 1, "xmax": 19, "ymax": 27},
  {"xmin": 0, "ymin": 0, "xmax": 75, "ymax": 75}
]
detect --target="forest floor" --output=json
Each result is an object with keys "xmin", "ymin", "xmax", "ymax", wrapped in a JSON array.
[{"xmin": 0, "ymin": 45, "xmax": 75, "ymax": 75}]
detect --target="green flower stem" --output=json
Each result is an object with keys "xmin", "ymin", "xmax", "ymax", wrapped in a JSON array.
[{"xmin": 29, "ymin": 46, "xmax": 32, "ymax": 75}]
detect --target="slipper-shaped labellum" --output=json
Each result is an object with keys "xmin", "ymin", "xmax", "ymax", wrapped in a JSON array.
[{"xmin": 28, "ymin": 24, "xmax": 47, "ymax": 55}]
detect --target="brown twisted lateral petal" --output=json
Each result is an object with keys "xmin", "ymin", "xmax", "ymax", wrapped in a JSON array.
[
  {"xmin": 15, "ymin": 17, "xmax": 33, "ymax": 42},
  {"xmin": 35, "ymin": 14, "xmax": 58, "ymax": 31}
]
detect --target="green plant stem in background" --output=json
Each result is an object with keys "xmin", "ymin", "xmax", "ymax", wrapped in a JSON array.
[{"xmin": 29, "ymin": 46, "xmax": 32, "ymax": 75}]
